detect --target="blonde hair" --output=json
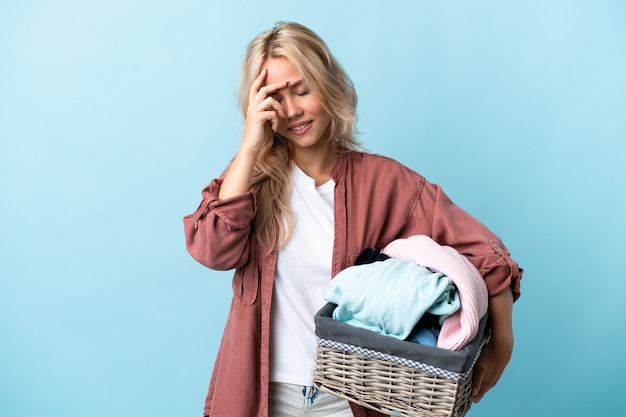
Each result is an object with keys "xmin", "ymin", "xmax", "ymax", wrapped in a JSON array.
[{"xmin": 239, "ymin": 21, "xmax": 362, "ymax": 250}]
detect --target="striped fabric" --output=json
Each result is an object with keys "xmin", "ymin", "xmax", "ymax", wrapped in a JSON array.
[{"xmin": 316, "ymin": 337, "xmax": 489, "ymax": 381}]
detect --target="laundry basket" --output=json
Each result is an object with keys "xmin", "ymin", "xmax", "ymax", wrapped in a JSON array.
[{"xmin": 313, "ymin": 303, "xmax": 490, "ymax": 417}]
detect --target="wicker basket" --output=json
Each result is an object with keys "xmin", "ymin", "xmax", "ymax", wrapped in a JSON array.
[{"xmin": 313, "ymin": 303, "xmax": 490, "ymax": 417}]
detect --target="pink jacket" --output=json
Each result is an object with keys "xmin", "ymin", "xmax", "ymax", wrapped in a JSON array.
[{"xmin": 183, "ymin": 151, "xmax": 522, "ymax": 417}]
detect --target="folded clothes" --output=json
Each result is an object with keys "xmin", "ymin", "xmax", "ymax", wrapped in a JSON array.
[
  {"xmin": 353, "ymin": 247, "xmax": 390, "ymax": 265},
  {"xmin": 407, "ymin": 326, "xmax": 440, "ymax": 346},
  {"xmin": 382, "ymin": 235, "xmax": 488, "ymax": 351},
  {"xmin": 324, "ymin": 258, "xmax": 460, "ymax": 341}
]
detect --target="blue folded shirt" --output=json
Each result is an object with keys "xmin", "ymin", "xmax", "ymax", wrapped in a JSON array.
[{"xmin": 324, "ymin": 258, "xmax": 460, "ymax": 340}]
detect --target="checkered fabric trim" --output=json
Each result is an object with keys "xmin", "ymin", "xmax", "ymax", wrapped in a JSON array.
[{"xmin": 317, "ymin": 337, "xmax": 488, "ymax": 381}]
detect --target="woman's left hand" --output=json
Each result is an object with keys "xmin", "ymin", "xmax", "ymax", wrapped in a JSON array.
[
  {"xmin": 470, "ymin": 328, "xmax": 513, "ymax": 402},
  {"xmin": 471, "ymin": 287, "xmax": 514, "ymax": 403}
]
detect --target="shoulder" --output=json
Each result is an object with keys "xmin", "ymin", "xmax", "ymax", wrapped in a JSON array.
[{"xmin": 341, "ymin": 151, "xmax": 425, "ymax": 185}]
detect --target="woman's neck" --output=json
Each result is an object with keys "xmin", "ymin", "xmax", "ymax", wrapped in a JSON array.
[{"xmin": 292, "ymin": 145, "xmax": 337, "ymax": 186}]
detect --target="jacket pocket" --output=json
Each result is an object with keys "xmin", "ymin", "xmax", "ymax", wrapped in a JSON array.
[{"xmin": 231, "ymin": 241, "xmax": 259, "ymax": 305}]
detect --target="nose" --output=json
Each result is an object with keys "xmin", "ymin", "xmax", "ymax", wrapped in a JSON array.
[{"xmin": 282, "ymin": 96, "xmax": 302, "ymax": 119}]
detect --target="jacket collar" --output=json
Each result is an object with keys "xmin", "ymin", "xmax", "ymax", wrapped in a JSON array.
[{"xmin": 330, "ymin": 150, "xmax": 356, "ymax": 183}]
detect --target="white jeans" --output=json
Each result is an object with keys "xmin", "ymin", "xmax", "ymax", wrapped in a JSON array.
[{"xmin": 268, "ymin": 382, "xmax": 354, "ymax": 417}]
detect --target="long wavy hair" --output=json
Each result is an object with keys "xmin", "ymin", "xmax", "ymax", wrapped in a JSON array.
[{"xmin": 239, "ymin": 21, "xmax": 362, "ymax": 250}]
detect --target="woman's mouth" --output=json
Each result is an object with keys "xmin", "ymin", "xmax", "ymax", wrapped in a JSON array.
[{"xmin": 288, "ymin": 121, "xmax": 312, "ymax": 135}]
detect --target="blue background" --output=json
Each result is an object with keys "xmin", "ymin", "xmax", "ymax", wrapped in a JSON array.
[{"xmin": 1, "ymin": 1, "xmax": 625, "ymax": 416}]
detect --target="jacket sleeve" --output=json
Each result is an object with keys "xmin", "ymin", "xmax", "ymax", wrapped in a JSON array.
[
  {"xmin": 183, "ymin": 177, "xmax": 256, "ymax": 271},
  {"xmin": 412, "ymin": 179, "xmax": 523, "ymax": 300}
]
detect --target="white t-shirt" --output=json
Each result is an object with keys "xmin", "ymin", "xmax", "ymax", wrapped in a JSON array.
[{"xmin": 269, "ymin": 164, "xmax": 335, "ymax": 385}]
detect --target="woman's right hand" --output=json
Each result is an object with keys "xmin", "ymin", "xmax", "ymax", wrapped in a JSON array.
[
  {"xmin": 241, "ymin": 68, "xmax": 288, "ymax": 156},
  {"xmin": 218, "ymin": 69, "xmax": 288, "ymax": 200}
]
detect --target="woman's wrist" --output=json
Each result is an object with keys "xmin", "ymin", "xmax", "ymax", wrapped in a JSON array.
[{"xmin": 218, "ymin": 148, "xmax": 257, "ymax": 200}]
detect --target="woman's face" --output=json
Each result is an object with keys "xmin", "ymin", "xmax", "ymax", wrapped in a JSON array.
[{"xmin": 262, "ymin": 57, "xmax": 332, "ymax": 155}]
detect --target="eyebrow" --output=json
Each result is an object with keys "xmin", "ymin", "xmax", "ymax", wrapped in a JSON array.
[
  {"xmin": 272, "ymin": 79, "xmax": 306, "ymax": 97},
  {"xmin": 288, "ymin": 79, "xmax": 304, "ymax": 89}
]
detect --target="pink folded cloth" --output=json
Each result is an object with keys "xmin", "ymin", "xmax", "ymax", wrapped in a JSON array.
[{"xmin": 382, "ymin": 235, "xmax": 488, "ymax": 351}]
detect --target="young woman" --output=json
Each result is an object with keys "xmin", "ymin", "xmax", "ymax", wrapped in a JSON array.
[{"xmin": 184, "ymin": 21, "xmax": 523, "ymax": 417}]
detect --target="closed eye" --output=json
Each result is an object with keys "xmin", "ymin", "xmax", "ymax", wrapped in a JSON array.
[{"xmin": 271, "ymin": 90, "xmax": 308, "ymax": 102}]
